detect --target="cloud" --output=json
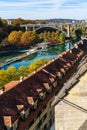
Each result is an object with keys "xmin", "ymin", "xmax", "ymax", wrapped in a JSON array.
[
  {"xmin": 61, "ymin": 0, "xmax": 87, "ymax": 8},
  {"xmin": 0, "ymin": 0, "xmax": 68, "ymax": 8},
  {"xmin": 0, "ymin": 0, "xmax": 87, "ymax": 19}
]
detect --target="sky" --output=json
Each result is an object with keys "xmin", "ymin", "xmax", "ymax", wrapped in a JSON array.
[{"xmin": 0, "ymin": 0, "xmax": 87, "ymax": 20}]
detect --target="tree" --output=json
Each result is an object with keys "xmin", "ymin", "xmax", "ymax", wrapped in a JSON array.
[
  {"xmin": 12, "ymin": 18, "xmax": 24, "ymax": 26},
  {"xmin": 8, "ymin": 30, "xmax": 23, "ymax": 45},
  {"xmin": 1, "ymin": 19, "xmax": 8, "ymax": 26},
  {"xmin": 39, "ymin": 33, "xmax": 44, "ymax": 41},
  {"xmin": 0, "ymin": 28, "xmax": 3, "ymax": 41},
  {"xmin": 75, "ymin": 29, "xmax": 82, "ymax": 39},
  {"xmin": 21, "ymin": 31, "xmax": 37, "ymax": 46},
  {"xmin": 59, "ymin": 32, "xmax": 66, "ymax": 43},
  {"xmin": 70, "ymin": 26, "xmax": 74, "ymax": 34},
  {"xmin": 1, "ymin": 38, "xmax": 10, "ymax": 46},
  {"xmin": 35, "ymin": 20, "xmax": 46, "ymax": 24},
  {"xmin": 0, "ymin": 18, "xmax": 3, "ymax": 27},
  {"xmin": 17, "ymin": 66, "xmax": 29, "ymax": 77},
  {"xmin": 17, "ymin": 31, "xmax": 23, "ymax": 45},
  {"xmin": 81, "ymin": 27, "xmax": 86, "ymax": 36},
  {"xmin": 29, "ymin": 58, "xmax": 50, "ymax": 73},
  {"xmin": 6, "ymin": 66, "xmax": 17, "ymax": 80},
  {"xmin": 0, "ymin": 69, "xmax": 9, "ymax": 89},
  {"xmin": 43, "ymin": 31, "xmax": 48, "ymax": 41},
  {"xmin": 20, "ymin": 31, "xmax": 32, "ymax": 45},
  {"xmin": 72, "ymin": 32, "xmax": 77, "ymax": 39}
]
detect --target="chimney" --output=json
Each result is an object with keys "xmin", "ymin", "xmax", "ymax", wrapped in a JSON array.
[
  {"xmin": 17, "ymin": 105, "xmax": 25, "ymax": 119},
  {"xmin": 27, "ymin": 97, "xmax": 34, "ymax": 105},
  {"xmin": 27, "ymin": 97, "xmax": 38, "ymax": 109},
  {"xmin": 44, "ymin": 64, "xmax": 46, "ymax": 67},
  {"xmin": 36, "ymin": 89, "xmax": 46, "ymax": 100},
  {"xmin": 20, "ymin": 76, "xmax": 23, "ymax": 82},
  {"xmin": 17, "ymin": 105, "xmax": 24, "ymax": 111},
  {"xmin": 34, "ymin": 70, "xmax": 36, "ymax": 74},
  {"xmin": 0, "ymin": 89, "xmax": 3, "ymax": 95},
  {"xmin": 70, "ymin": 50, "xmax": 72, "ymax": 53},
  {"xmin": 43, "ymin": 83, "xmax": 52, "ymax": 93},
  {"xmin": 3, "ymin": 116, "xmax": 12, "ymax": 129}
]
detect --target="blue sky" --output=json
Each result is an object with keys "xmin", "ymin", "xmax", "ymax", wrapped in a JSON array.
[{"xmin": 0, "ymin": 0, "xmax": 87, "ymax": 20}]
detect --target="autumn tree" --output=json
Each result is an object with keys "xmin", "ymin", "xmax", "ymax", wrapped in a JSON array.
[
  {"xmin": 35, "ymin": 20, "xmax": 46, "ymax": 24},
  {"xmin": 39, "ymin": 33, "xmax": 44, "ymax": 41},
  {"xmin": 8, "ymin": 30, "xmax": 23, "ymax": 45},
  {"xmin": 39, "ymin": 30, "xmax": 61, "ymax": 44},
  {"xmin": 12, "ymin": 18, "xmax": 24, "ymax": 26},
  {"xmin": 20, "ymin": 31, "xmax": 38, "ymax": 46}
]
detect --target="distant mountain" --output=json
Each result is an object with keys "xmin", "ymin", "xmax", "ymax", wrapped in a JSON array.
[{"xmin": 45, "ymin": 18, "xmax": 80, "ymax": 23}]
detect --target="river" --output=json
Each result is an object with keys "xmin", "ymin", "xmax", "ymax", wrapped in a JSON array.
[{"xmin": 0, "ymin": 41, "xmax": 75, "ymax": 70}]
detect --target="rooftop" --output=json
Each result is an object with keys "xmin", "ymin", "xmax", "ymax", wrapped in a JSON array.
[{"xmin": 0, "ymin": 39, "xmax": 87, "ymax": 130}]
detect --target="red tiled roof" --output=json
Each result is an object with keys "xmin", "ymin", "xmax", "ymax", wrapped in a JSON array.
[{"xmin": 4, "ymin": 81, "xmax": 19, "ymax": 92}]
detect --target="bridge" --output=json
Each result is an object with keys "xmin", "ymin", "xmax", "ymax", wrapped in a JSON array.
[{"xmin": 20, "ymin": 23, "xmax": 79, "ymax": 37}]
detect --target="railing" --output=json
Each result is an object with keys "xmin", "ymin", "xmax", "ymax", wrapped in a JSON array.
[{"xmin": 62, "ymin": 99, "xmax": 87, "ymax": 113}]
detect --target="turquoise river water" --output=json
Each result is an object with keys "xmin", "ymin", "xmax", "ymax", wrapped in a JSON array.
[{"xmin": 0, "ymin": 41, "xmax": 75, "ymax": 70}]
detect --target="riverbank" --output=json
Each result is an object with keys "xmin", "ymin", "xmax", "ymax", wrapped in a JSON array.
[
  {"xmin": 0, "ymin": 47, "xmax": 41, "ymax": 69},
  {"xmin": 0, "ymin": 40, "xmax": 77, "ymax": 69},
  {"xmin": 0, "ymin": 41, "xmax": 51, "ymax": 69}
]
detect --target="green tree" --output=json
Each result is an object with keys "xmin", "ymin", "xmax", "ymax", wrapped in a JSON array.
[
  {"xmin": 72, "ymin": 32, "xmax": 77, "ymax": 39},
  {"xmin": 29, "ymin": 58, "xmax": 50, "ymax": 73},
  {"xmin": 81, "ymin": 27, "xmax": 86, "ymax": 36},
  {"xmin": 75, "ymin": 29, "xmax": 82, "ymax": 39},
  {"xmin": 0, "ymin": 18, "xmax": 3, "ymax": 27},
  {"xmin": 1, "ymin": 19, "xmax": 8, "ymax": 26},
  {"xmin": 59, "ymin": 32, "xmax": 66, "ymax": 43},
  {"xmin": 0, "ymin": 69, "xmax": 9, "ymax": 89},
  {"xmin": 43, "ymin": 31, "xmax": 47, "ymax": 41},
  {"xmin": 1, "ymin": 38, "xmax": 10, "ymax": 46},
  {"xmin": 17, "ymin": 66, "xmax": 29, "ymax": 77},
  {"xmin": 70, "ymin": 26, "xmax": 74, "ymax": 34},
  {"xmin": 6, "ymin": 66, "xmax": 17, "ymax": 81}
]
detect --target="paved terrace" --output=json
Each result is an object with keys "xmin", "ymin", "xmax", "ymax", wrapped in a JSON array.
[
  {"xmin": 0, "ymin": 39, "xmax": 87, "ymax": 130},
  {"xmin": 55, "ymin": 72, "xmax": 87, "ymax": 130}
]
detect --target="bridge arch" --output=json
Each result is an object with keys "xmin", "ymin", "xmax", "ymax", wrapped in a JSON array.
[
  {"xmin": 35, "ymin": 26, "xmax": 67, "ymax": 34},
  {"xmin": 20, "ymin": 23, "xmax": 74, "ymax": 37}
]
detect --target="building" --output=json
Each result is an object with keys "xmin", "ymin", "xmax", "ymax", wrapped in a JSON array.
[
  {"xmin": 0, "ymin": 39, "xmax": 87, "ymax": 130},
  {"xmin": 6, "ymin": 19, "xmax": 12, "ymax": 25}
]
